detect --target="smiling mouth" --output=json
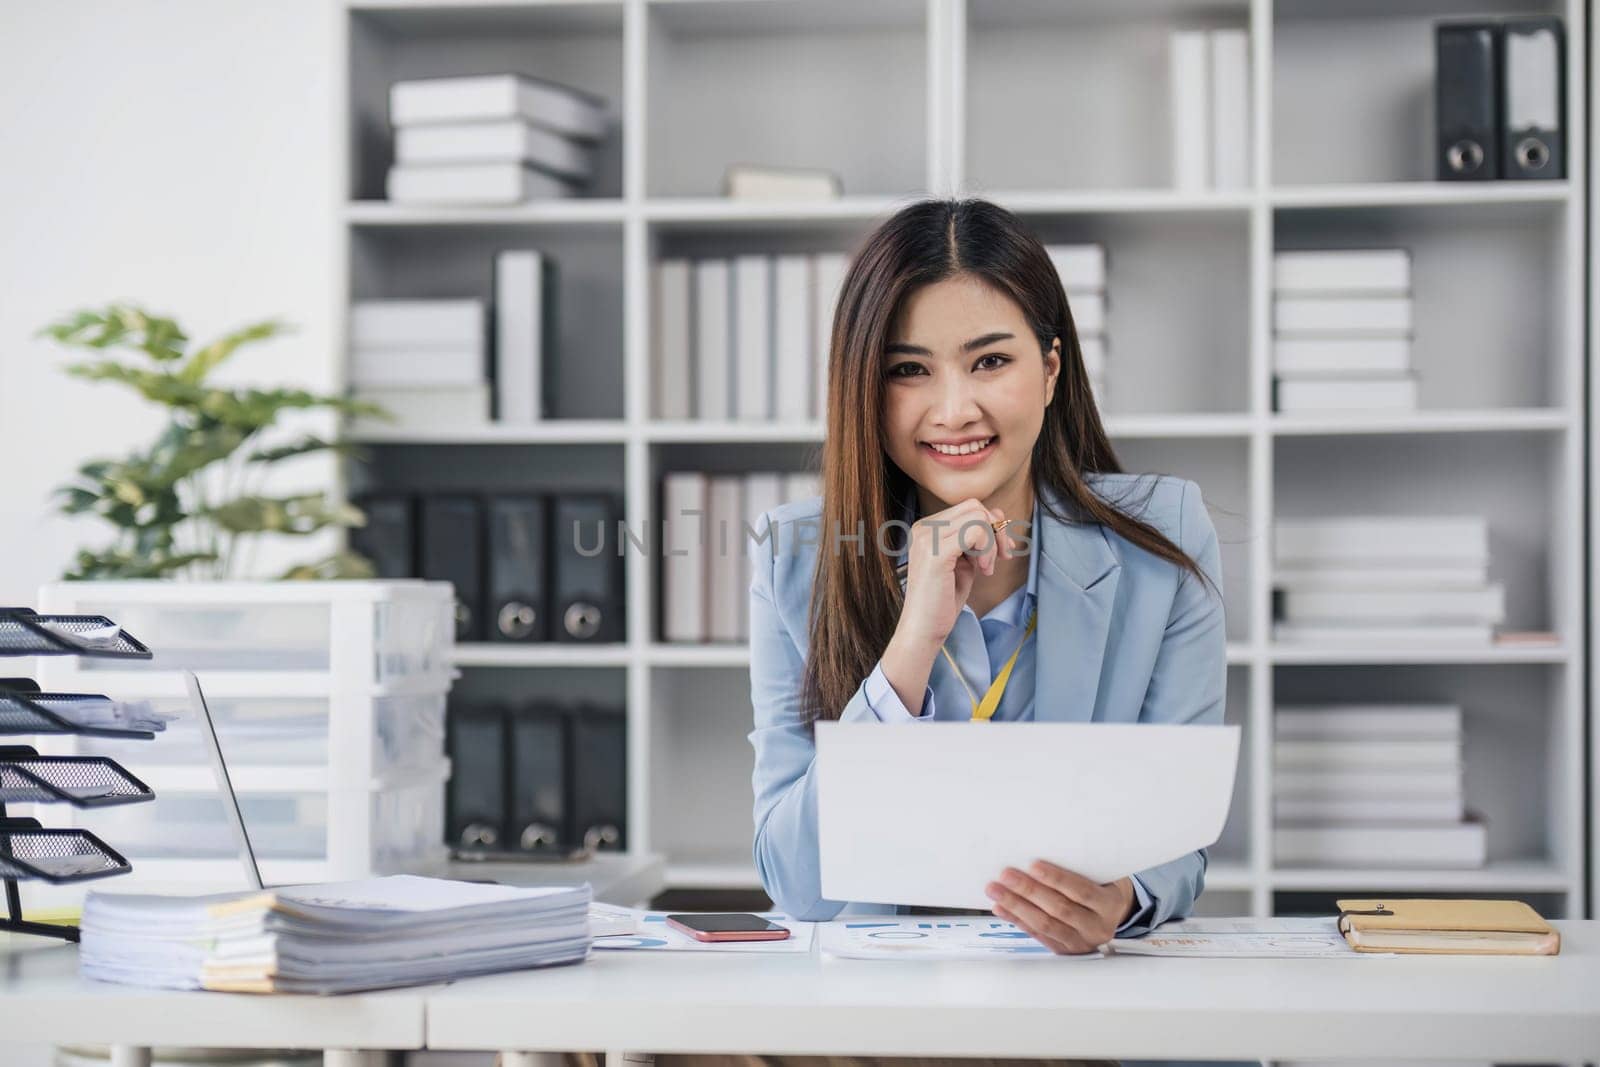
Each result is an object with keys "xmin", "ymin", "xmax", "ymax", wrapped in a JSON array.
[{"xmin": 922, "ymin": 436, "xmax": 996, "ymax": 458}]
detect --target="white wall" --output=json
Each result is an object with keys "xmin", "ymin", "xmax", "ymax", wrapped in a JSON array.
[{"xmin": 0, "ymin": 0, "xmax": 340, "ymax": 605}]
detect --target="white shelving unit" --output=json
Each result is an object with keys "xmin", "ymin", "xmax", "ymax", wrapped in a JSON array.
[
  {"xmin": 1590, "ymin": 4, "xmax": 1599, "ymax": 929},
  {"xmin": 27, "ymin": 581, "xmax": 458, "ymax": 908},
  {"xmin": 335, "ymin": 0, "xmax": 1589, "ymax": 917}
]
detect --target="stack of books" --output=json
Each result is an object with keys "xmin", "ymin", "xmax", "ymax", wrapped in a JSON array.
[
  {"xmin": 1273, "ymin": 515, "xmax": 1502, "ymax": 647},
  {"xmin": 349, "ymin": 300, "xmax": 490, "ymax": 428},
  {"xmin": 661, "ymin": 470, "xmax": 822, "ymax": 644},
  {"xmin": 386, "ymin": 74, "xmax": 609, "ymax": 205},
  {"xmin": 1272, "ymin": 249, "xmax": 1416, "ymax": 413},
  {"xmin": 722, "ymin": 163, "xmax": 843, "ymax": 200},
  {"xmin": 652, "ymin": 254, "xmax": 848, "ymax": 424},
  {"xmin": 79, "ymin": 875, "xmax": 591, "ymax": 994},
  {"xmin": 1274, "ymin": 703, "xmax": 1485, "ymax": 870},
  {"xmin": 1045, "ymin": 244, "xmax": 1109, "ymax": 410},
  {"xmin": 350, "ymin": 249, "xmax": 558, "ymax": 430},
  {"xmin": 1168, "ymin": 29, "xmax": 1250, "ymax": 190}
]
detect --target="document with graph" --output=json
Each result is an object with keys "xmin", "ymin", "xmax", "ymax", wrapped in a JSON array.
[{"xmin": 815, "ymin": 722, "xmax": 1240, "ymax": 911}]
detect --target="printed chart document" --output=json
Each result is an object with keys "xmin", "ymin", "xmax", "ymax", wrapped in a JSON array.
[
  {"xmin": 819, "ymin": 916, "xmax": 1101, "ymax": 961},
  {"xmin": 593, "ymin": 910, "xmax": 814, "ymax": 954},
  {"xmin": 1108, "ymin": 917, "xmax": 1361, "ymax": 958},
  {"xmin": 588, "ymin": 902, "xmax": 639, "ymax": 937},
  {"xmin": 816, "ymin": 722, "xmax": 1240, "ymax": 910}
]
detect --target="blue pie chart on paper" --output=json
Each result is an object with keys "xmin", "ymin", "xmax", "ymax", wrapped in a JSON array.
[
  {"xmin": 601, "ymin": 936, "xmax": 669, "ymax": 949},
  {"xmin": 867, "ymin": 931, "xmax": 928, "ymax": 940}
]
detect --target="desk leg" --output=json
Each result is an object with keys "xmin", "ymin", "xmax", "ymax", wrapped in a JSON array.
[
  {"xmin": 496, "ymin": 1051, "xmax": 655, "ymax": 1067},
  {"xmin": 107, "ymin": 1047, "xmax": 151, "ymax": 1067},
  {"xmin": 605, "ymin": 1053, "xmax": 655, "ymax": 1067},
  {"xmin": 323, "ymin": 1050, "xmax": 386, "ymax": 1067}
]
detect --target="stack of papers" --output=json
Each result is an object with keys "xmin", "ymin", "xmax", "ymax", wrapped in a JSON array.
[
  {"xmin": 38, "ymin": 620, "xmax": 127, "ymax": 649},
  {"xmin": 80, "ymin": 875, "xmax": 591, "ymax": 994}
]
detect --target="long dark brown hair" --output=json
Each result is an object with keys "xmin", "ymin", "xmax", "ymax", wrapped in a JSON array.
[{"xmin": 801, "ymin": 197, "xmax": 1216, "ymax": 723}]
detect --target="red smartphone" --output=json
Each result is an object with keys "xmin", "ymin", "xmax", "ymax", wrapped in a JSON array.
[{"xmin": 664, "ymin": 913, "xmax": 792, "ymax": 942}]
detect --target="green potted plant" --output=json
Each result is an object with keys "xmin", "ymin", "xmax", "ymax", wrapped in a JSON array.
[{"xmin": 42, "ymin": 303, "xmax": 381, "ymax": 580}]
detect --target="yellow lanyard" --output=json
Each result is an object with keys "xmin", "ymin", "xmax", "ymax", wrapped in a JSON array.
[{"xmin": 938, "ymin": 609, "xmax": 1038, "ymax": 722}]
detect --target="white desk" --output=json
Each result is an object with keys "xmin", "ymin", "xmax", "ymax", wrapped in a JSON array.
[
  {"xmin": 0, "ymin": 852, "xmax": 663, "ymax": 1067},
  {"xmin": 2, "ymin": 921, "xmax": 1596, "ymax": 1064},
  {"xmin": 428, "ymin": 921, "xmax": 1600, "ymax": 1063},
  {"xmin": 0, "ymin": 937, "xmax": 424, "ymax": 1065}
]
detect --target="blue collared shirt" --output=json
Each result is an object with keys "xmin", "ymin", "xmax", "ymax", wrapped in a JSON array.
[{"xmin": 861, "ymin": 493, "xmax": 1156, "ymax": 932}]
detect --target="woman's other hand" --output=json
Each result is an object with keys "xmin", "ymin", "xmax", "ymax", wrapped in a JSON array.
[{"xmin": 984, "ymin": 860, "xmax": 1135, "ymax": 955}]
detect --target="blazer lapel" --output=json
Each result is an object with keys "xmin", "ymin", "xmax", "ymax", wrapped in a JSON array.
[{"xmin": 1033, "ymin": 488, "xmax": 1121, "ymax": 722}]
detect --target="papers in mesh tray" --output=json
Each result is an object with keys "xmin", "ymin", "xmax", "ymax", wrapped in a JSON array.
[
  {"xmin": 39, "ymin": 621, "xmax": 125, "ymax": 650},
  {"xmin": 35, "ymin": 698, "xmax": 177, "ymax": 733}
]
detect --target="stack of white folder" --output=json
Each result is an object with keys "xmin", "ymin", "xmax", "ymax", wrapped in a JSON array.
[
  {"xmin": 492, "ymin": 249, "xmax": 559, "ymax": 423},
  {"xmin": 387, "ymin": 74, "xmax": 609, "ymax": 204},
  {"xmin": 1273, "ymin": 704, "xmax": 1485, "ymax": 868},
  {"xmin": 1274, "ymin": 515, "xmax": 1501, "ymax": 648},
  {"xmin": 1273, "ymin": 249, "xmax": 1416, "ymax": 413},
  {"xmin": 79, "ymin": 875, "xmax": 591, "ymax": 994},
  {"xmin": 1044, "ymin": 244, "xmax": 1109, "ymax": 410},
  {"xmin": 349, "ymin": 300, "xmax": 490, "ymax": 427},
  {"xmin": 1168, "ymin": 29, "xmax": 1250, "ymax": 190},
  {"xmin": 653, "ymin": 254, "xmax": 847, "ymax": 423},
  {"xmin": 662, "ymin": 470, "xmax": 821, "ymax": 643}
]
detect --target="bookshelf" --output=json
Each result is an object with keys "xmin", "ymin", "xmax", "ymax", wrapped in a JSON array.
[
  {"xmin": 1590, "ymin": 4, "xmax": 1599, "ymax": 930},
  {"xmin": 335, "ymin": 0, "xmax": 1589, "ymax": 919}
]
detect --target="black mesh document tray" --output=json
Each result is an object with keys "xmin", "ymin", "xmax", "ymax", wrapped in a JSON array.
[
  {"xmin": 0, "ymin": 750, "xmax": 154, "ymax": 808},
  {"xmin": 0, "ymin": 690, "xmax": 157, "ymax": 740},
  {"xmin": 0, "ymin": 821, "xmax": 131, "ymax": 883},
  {"xmin": 0, "ymin": 609, "xmax": 152, "ymax": 660}
]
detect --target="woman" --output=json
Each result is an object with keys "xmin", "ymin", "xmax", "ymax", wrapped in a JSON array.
[{"xmin": 747, "ymin": 197, "xmax": 1227, "ymax": 954}]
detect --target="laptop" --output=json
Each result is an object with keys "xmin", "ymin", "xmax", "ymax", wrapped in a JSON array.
[{"xmin": 183, "ymin": 670, "xmax": 264, "ymax": 891}]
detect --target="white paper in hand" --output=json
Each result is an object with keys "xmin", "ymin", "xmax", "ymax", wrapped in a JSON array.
[{"xmin": 815, "ymin": 722, "xmax": 1239, "ymax": 910}]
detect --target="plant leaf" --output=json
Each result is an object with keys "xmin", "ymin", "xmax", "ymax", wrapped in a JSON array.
[
  {"xmin": 204, "ymin": 494, "xmax": 364, "ymax": 536},
  {"xmin": 248, "ymin": 435, "xmax": 360, "ymax": 465},
  {"xmin": 66, "ymin": 361, "xmax": 209, "ymax": 408},
  {"xmin": 176, "ymin": 319, "xmax": 288, "ymax": 385},
  {"xmin": 280, "ymin": 551, "xmax": 377, "ymax": 581},
  {"xmin": 39, "ymin": 305, "xmax": 188, "ymax": 361},
  {"xmin": 56, "ymin": 487, "xmax": 102, "ymax": 515},
  {"xmin": 63, "ymin": 547, "xmax": 217, "ymax": 581},
  {"xmin": 197, "ymin": 387, "xmax": 370, "ymax": 432},
  {"xmin": 146, "ymin": 421, "xmax": 247, "ymax": 484}
]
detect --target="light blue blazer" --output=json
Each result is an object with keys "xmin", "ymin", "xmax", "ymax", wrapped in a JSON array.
[{"xmin": 746, "ymin": 473, "xmax": 1227, "ymax": 933}]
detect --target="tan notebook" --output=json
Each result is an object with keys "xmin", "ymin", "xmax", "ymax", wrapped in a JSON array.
[{"xmin": 1336, "ymin": 898, "xmax": 1560, "ymax": 955}]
